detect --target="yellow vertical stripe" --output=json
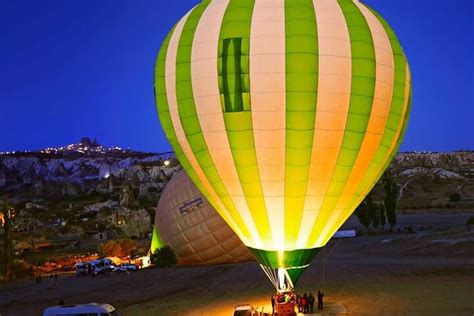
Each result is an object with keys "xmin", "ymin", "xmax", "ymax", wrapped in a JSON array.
[
  {"xmin": 165, "ymin": 9, "xmax": 249, "ymax": 246},
  {"xmin": 190, "ymin": 0, "xmax": 264, "ymax": 249},
  {"xmin": 296, "ymin": 0, "xmax": 352, "ymax": 249},
  {"xmin": 250, "ymin": 0, "xmax": 286, "ymax": 251},
  {"xmin": 314, "ymin": 1, "xmax": 395, "ymax": 246}
]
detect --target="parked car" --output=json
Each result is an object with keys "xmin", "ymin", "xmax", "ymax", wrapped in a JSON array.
[
  {"xmin": 233, "ymin": 304, "xmax": 258, "ymax": 316},
  {"xmin": 90, "ymin": 264, "xmax": 107, "ymax": 276},
  {"xmin": 116, "ymin": 263, "xmax": 138, "ymax": 272},
  {"xmin": 74, "ymin": 262, "xmax": 90, "ymax": 277},
  {"xmin": 43, "ymin": 303, "xmax": 119, "ymax": 316},
  {"xmin": 75, "ymin": 259, "xmax": 111, "ymax": 276},
  {"xmin": 101, "ymin": 258, "xmax": 118, "ymax": 271}
]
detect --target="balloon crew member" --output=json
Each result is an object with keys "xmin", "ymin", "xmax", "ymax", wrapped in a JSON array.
[
  {"xmin": 317, "ymin": 291, "xmax": 324, "ymax": 310},
  {"xmin": 308, "ymin": 293, "xmax": 315, "ymax": 313}
]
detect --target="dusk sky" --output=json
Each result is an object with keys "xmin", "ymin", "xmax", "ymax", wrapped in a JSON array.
[{"xmin": 1, "ymin": 0, "xmax": 473, "ymax": 153}]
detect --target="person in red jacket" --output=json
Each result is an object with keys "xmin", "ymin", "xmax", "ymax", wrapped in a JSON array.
[{"xmin": 300, "ymin": 293, "xmax": 308, "ymax": 313}]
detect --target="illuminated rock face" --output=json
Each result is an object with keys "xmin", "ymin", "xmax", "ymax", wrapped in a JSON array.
[{"xmin": 153, "ymin": 170, "xmax": 253, "ymax": 265}]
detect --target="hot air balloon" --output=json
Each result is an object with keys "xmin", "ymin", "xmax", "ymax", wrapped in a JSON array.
[
  {"xmin": 151, "ymin": 170, "xmax": 253, "ymax": 265},
  {"xmin": 154, "ymin": 0, "xmax": 411, "ymax": 292}
]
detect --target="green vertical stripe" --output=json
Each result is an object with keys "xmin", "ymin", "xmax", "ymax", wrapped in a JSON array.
[
  {"xmin": 218, "ymin": 0, "xmax": 253, "ymax": 112},
  {"xmin": 218, "ymin": 0, "xmax": 273, "ymax": 243},
  {"xmin": 284, "ymin": 0, "xmax": 319, "ymax": 248},
  {"xmin": 174, "ymin": 2, "xmax": 252, "ymax": 241},
  {"xmin": 154, "ymin": 22, "xmax": 212, "ymax": 210},
  {"xmin": 351, "ymin": 4, "xmax": 410, "ymax": 198},
  {"xmin": 340, "ymin": 5, "xmax": 411, "ymax": 224},
  {"xmin": 307, "ymin": 0, "xmax": 376, "ymax": 246}
]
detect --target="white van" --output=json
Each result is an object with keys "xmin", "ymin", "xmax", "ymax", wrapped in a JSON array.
[{"xmin": 43, "ymin": 303, "xmax": 119, "ymax": 316}]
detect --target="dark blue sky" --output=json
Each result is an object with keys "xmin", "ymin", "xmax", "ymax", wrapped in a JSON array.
[{"xmin": 1, "ymin": 0, "xmax": 473, "ymax": 153}]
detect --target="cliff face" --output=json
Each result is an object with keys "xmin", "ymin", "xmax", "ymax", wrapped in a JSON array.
[
  {"xmin": 374, "ymin": 151, "xmax": 474, "ymax": 210},
  {"xmin": 0, "ymin": 139, "xmax": 179, "ymax": 241},
  {"xmin": 0, "ymin": 138, "xmax": 177, "ymax": 203},
  {"xmin": 0, "ymin": 155, "xmax": 172, "ymax": 200},
  {"xmin": 1, "ymin": 148, "xmax": 473, "ymax": 209},
  {"xmin": 1, "ymin": 140, "xmax": 472, "ymax": 243}
]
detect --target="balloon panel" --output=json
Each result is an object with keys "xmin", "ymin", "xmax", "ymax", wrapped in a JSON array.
[{"xmin": 154, "ymin": 0, "xmax": 411, "ymax": 260}]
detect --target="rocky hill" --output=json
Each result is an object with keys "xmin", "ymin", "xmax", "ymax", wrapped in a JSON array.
[
  {"xmin": 373, "ymin": 151, "xmax": 474, "ymax": 211},
  {"xmin": 0, "ymin": 139, "xmax": 472, "ymax": 247},
  {"xmin": 0, "ymin": 138, "xmax": 179, "ymax": 245}
]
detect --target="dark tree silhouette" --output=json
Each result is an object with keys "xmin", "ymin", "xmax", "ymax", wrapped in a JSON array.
[
  {"xmin": 379, "ymin": 202, "xmax": 387, "ymax": 230},
  {"xmin": 355, "ymin": 198, "xmax": 372, "ymax": 232},
  {"xmin": 449, "ymin": 192, "xmax": 461, "ymax": 205},
  {"xmin": 367, "ymin": 194, "xmax": 379, "ymax": 229},
  {"xmin": 382, "ymin": 169, "xmax": 398, "ymax": 231},
  {"xmin": 151, "ymin": 246, "xmax": 177, "ymax": 268}
]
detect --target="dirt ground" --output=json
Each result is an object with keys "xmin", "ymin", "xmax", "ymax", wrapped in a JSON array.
[{"xmin": 0, "ymin": 214, "xmax": 473, "ymax": 316}]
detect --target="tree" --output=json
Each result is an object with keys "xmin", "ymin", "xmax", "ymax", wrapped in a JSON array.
[
  {"xmin": 120, "ymin": 239, "xmax": 137, "ymax": 257},
  {"xmin": 367, "ymin": 194, "xmax": 379, "ymax": 229},
  {"xmin": 379, "ymin": 203, "xmax": 387, "ymax": 230},
  {"xmin": 449, "ymin": 192, "xmax": 461, "ymax": 205},
  {"xmin": 466, "ymin": 216, "xmax": 474, "ymax": 231},
  {"xmin": 97, "ymin": 239, "xmax": 136, "ymax": 257},
  {"xmin": 382, "ymin": 169, "xmax": 398, "ymax": 231},
  {"xmin": 151, "ymin": 246, "xmax": 177, "ymax": 268},
  {"xmin": 355, "ymin": 194, "xmax": 380, "ymax": 232},
  {"xmin": 98, "ymin": 240, "xmax": 122, "ymax": 257},
  {"xmin": 355, "ymin": 199, "xmax": 371, "ymax": 232}
]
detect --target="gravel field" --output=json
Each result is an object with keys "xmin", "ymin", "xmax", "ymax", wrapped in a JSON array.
[{"xmin": 0, "ymin": 213, "xmax": 473, "ymax": 316}]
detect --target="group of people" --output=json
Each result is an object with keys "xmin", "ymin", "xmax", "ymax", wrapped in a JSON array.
[
  {"xmin": 34, "ymin": 273, "xmax": 59, "ymax": 285},
  {"xmin": 271, "ymin": 290, "xmax": 325, "ymax": 315}
]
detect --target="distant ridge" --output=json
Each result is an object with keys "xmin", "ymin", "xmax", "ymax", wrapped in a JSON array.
[{"xmin": 0, "ymin": 137, "xmax": 173, "ymax": 159}]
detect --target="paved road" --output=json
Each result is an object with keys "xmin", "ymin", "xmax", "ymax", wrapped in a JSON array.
[{"xmin": 342, "ymin": 213, "xmax": 473, "ymax": 230}]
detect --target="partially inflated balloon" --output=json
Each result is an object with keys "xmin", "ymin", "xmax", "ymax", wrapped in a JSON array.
[
  {"xmin": 154, "ymin": 0, "xmax": 411, "ymax": 291},
  {"xmin": 151, "ymin": 170, "xmax": 253, "ymax": 265}
]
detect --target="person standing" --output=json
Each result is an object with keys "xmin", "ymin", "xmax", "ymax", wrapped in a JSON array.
[
  {"xmin": 296, "ymin": 294, "xmax": 301, "ymax": 312},
  {"xmin": 271, "ymin": 294, "xmax": 276, "ymax": 315},
  {"xmin": 308, "ymin": 293, "xmax": 315, "ymax": 313},
  {"xmin": 301, "ymin": 293, "xmax": 308, "ymax": 313},
  {"xmin": 317, "ymin": 291, "xmax": 324, "ymax": 310}
]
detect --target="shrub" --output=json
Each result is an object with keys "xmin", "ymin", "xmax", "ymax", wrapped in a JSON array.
[
  {"xmin": 449, "ymin": 193, "xmax": 461, "ymax": 204},
  {"xmin": 11, "ymin": 260, "xmax": 35, "ymax": 279},
  {"xmin": 151, "ymin": 246, "xmax": 177, "ymax": 268},
  {"xmin": 466, "ymin": 216, "xmax": 474, "ymax": 226}
]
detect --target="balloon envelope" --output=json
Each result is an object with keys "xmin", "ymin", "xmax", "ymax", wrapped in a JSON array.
[
  {"xmin": 154, "ymin": 0, "xmax": 411, "ymax": 290},
  {"xmin": 151, "ymin": 170, "xmax": 253, "ymax": 265}
]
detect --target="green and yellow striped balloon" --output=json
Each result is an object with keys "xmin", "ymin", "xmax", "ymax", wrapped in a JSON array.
[{"xmin": 154, "ymin": 0, "xmax": 411, "ymax": 291}]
